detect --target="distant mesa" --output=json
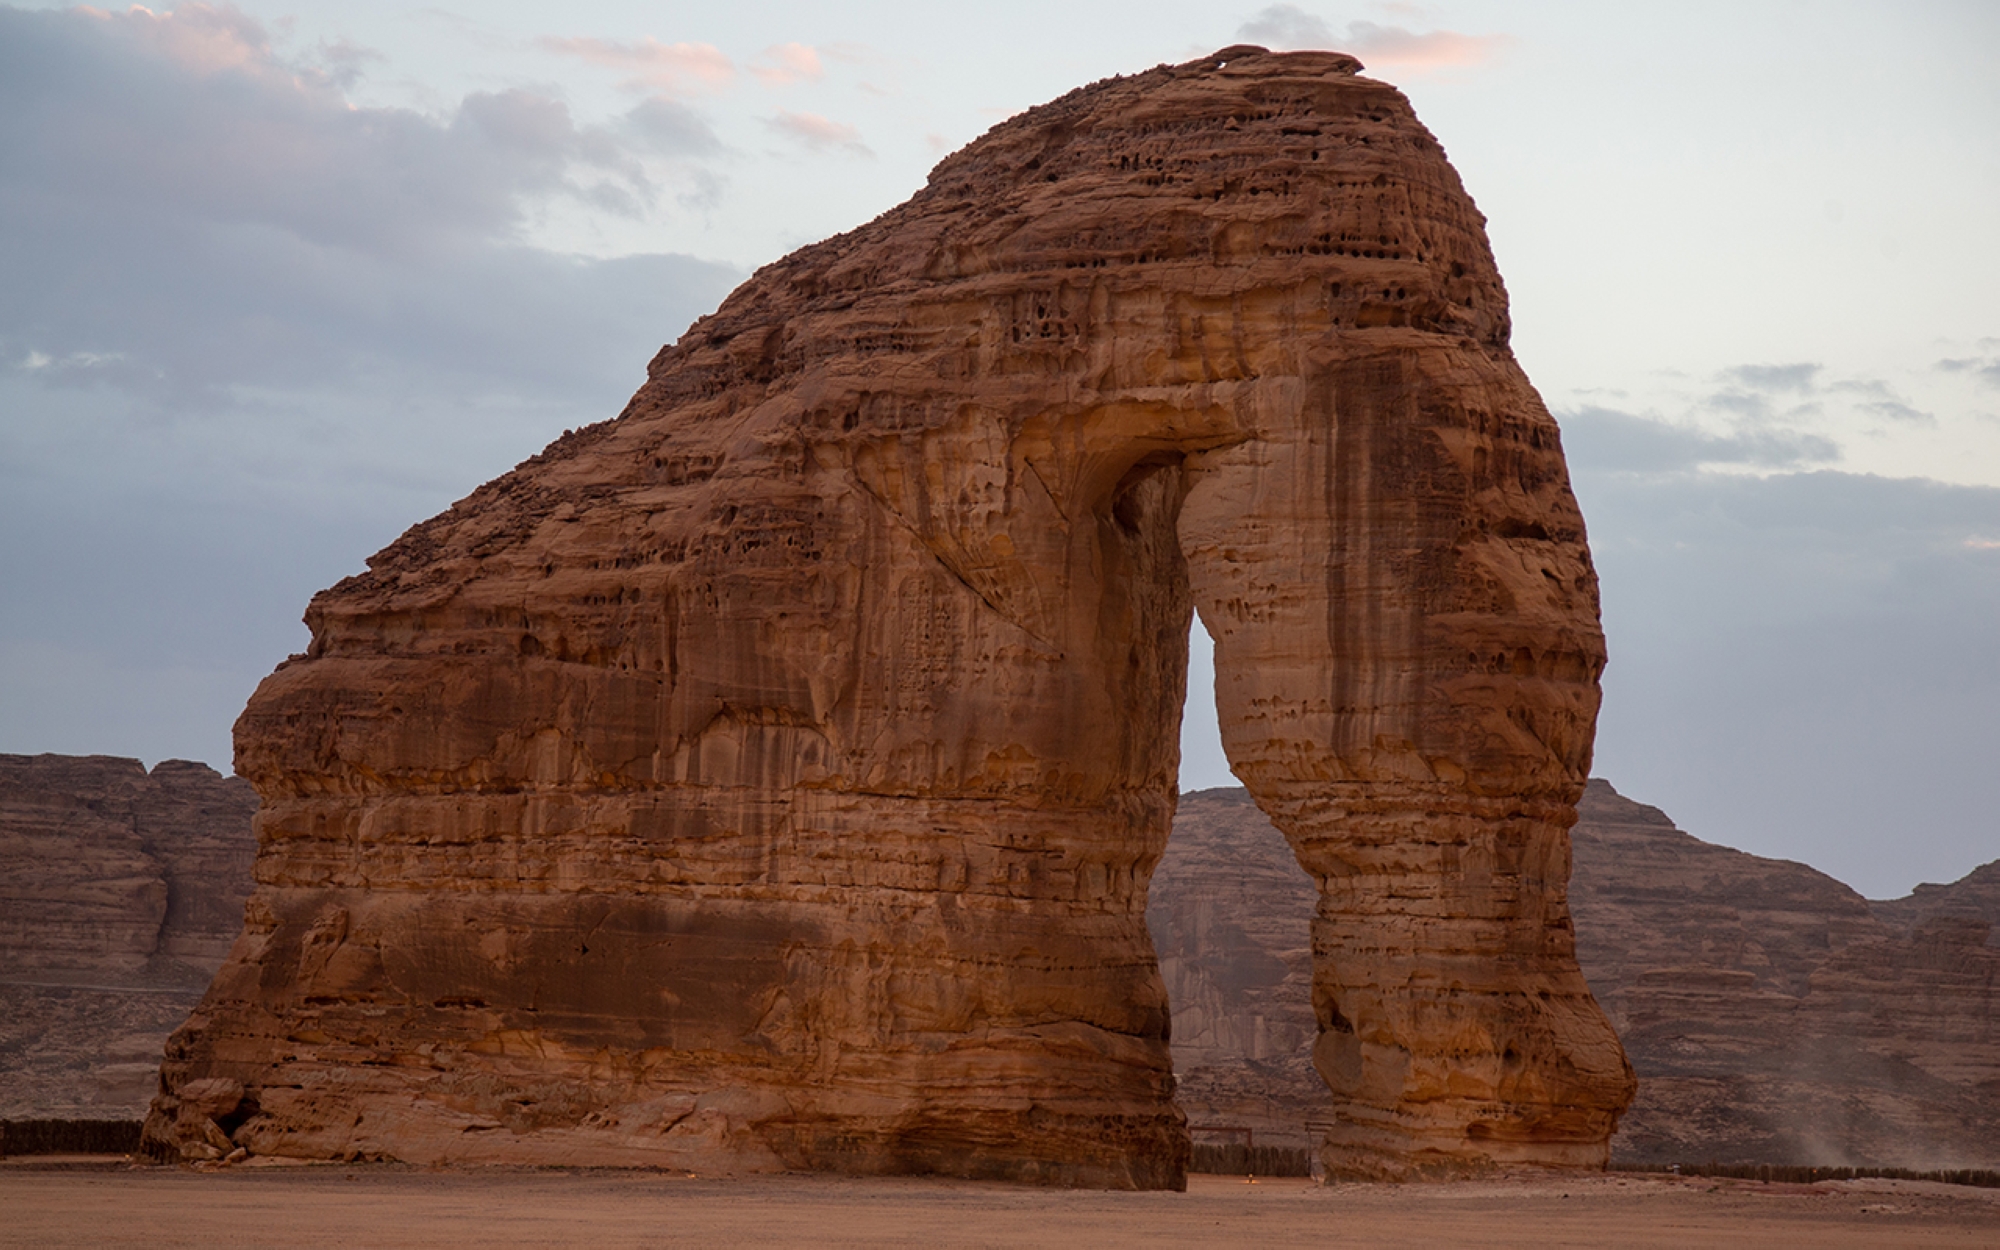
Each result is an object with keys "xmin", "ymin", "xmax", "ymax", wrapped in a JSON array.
[
  {"xmin": 0, "ymin": 753, "xmax": 254, "ymax": 1120},
  {"xmin": 142, "ymin": 48, "xmax": 1630, "ymax": 1185}
]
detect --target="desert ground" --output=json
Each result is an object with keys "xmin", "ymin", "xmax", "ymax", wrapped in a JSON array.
[{"xmin": 5, "ymin": 1163, "xmax": 1998, "ymax": 1248}]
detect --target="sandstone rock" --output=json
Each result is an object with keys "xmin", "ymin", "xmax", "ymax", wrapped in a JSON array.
[
  {"xmin": 1151, "ymin": 779, "xmax": 2000, "ymax": 1169},
  {"xmin": 1568, "ymin": 781, "xmax": 2000, "ymax": 1168},
  {"xmin": 0, "ymin": 753, "xmax": 256, "ymax": 1119},
  {"xmin": 147, "ymin": 47, "xmax": 1630, "ymax": 1184},
  {"xmin": 1146, "ymin": 788, "xmax": 1329, "ymax": 1147}
]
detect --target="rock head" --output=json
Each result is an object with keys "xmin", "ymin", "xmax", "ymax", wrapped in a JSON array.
[{"xmin": 145, "ymin": 47, "xmax": 1634, "ymax": 1184}]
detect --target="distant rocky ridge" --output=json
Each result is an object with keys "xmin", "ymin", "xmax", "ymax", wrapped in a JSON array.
[
  {"xmin": 7, "ymin": 755, "xmax": 1995, "ymax": 1170},
  {"xmin": 1566, "ymin": 781, "xmax": 1999, "ymax": 1168},
  {"xmin": 1152, "ymin": 782, "xmax": 2000, "ymax": 1168},
  {"xmin": 0, "ymin": 754, "xmax": 255, "ymax": 1118}
]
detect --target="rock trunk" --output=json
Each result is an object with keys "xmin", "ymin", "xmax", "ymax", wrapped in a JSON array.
[{"xmin": 146, "ymin": 47, "xmax": 1631, "ymax": 1183}]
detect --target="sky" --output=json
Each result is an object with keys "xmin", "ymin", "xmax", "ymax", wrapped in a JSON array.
[{"xmin": 1, "ymin": 1, "xmax": 1994, "ymax": 898}]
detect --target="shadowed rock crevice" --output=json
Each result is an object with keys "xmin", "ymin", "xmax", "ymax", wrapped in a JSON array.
[{"xmin": 145, "ymin": 47, "xmax": 1631, "ymax": 1185}]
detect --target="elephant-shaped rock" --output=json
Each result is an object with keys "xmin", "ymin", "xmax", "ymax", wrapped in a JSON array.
[{"xmin": 146, "ymin": 46, "xmax": 1634, "ymax": 1186}]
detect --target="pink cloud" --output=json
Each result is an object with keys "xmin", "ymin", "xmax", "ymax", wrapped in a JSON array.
[
  {"xmin": 538, "ymin": 35, "xmax": 733, "ymax": 95},
  {"xmin": 1235, "ymin": 6, "xmax": 1508, "ymax": 73},
  {"xmin": 1343, "ymin": 20, "xmax": 1509, "ymax": 70},
  {"xmin": 751, "ymin": 41, "xmax": 822, "ymax": 87},
  {"xmin": 80, "ymin": 3, "xmax": 279, "ymax": 80},
  {"xmin": 766, "ymin": 110, "xmax": 869, "ymax": 155}
]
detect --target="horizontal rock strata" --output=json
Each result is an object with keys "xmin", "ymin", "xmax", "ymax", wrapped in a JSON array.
[
  {"xmin": 0, "ymin": 753, "xmax": 255, "ymax": 1118},
  {"xmin": 1568, "ymin": 781, "xmax": 2000, "ymax": 1168},
  {"xmin": 146, "ymin": 46, "xmax": 1630, "ymax": 1183},
  {"xmin": 1153, "ymin": 780, "xmax": 2000, "ymax": 1169}
]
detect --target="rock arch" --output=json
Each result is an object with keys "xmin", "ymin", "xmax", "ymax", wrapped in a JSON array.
[{"xmin": 146, "ymin": 47, "xmax": 1634, "ymax": 1185}]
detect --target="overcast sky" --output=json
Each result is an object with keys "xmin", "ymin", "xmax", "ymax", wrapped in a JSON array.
[{"xmin": 2, "ymin": 1, "xmax": 1994, "ymax": 897}]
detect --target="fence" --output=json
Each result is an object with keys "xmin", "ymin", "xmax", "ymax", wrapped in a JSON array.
[{"xmin": 0, "ymin": 1119, "xmax": 144, "ymax": 1157}]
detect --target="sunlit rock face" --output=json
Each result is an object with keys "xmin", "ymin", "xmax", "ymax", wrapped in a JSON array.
[{"xmin": 145, "ymin": 46, "xmax": 1632, "ymax": 1185}]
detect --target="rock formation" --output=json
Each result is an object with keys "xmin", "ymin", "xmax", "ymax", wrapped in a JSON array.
[
  {"xmin": 1146, "ymin": 789, "xmax": 1329, "ymax": 1146},
  {"xmin": 1153, "ymin": 781, "xmax": 2000, "ymax": 1168},
  {"xmin": 145, "ymin": 46, "xmax": 1633, "ymax": 1183},
  {"xmin": 1568, "ymin": 781, "xmax": 2000, "ymax": 1168},
  {"xmin": 0, "ymin": 754, "xmax": 255, "ymax": 1117}
]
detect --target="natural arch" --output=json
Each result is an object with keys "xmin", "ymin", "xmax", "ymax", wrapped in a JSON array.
[{"xmin": 145, "ymin": 47, "xmax": 1634, "ymax": 1186}]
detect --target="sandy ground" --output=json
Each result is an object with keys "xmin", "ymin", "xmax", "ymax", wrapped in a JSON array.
[{"xmin": 6, "ymin": 1160, "xmax": 2000, "ymax": 1248}]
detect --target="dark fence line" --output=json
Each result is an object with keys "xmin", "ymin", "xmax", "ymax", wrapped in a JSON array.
[
  {"xmin": 1188, "ymin": 1142, "xmax": 1313, "ymax": 1177},
  {"xmin": 1622, "ymin": 1162, "xmax": 2000, "ymax": 1189},
  {"xmin": 0, "ymin": 1119, "xmax": 144, "ymax": 1157}
]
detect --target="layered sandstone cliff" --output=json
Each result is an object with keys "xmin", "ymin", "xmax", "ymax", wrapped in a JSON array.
[
  {"xmin": 1152, "ymin": 781, "xmax": 2000, "ymax": 1168},
  {"xmin": 146, "ymin": 47, "xmax": 1631, "ymax": 1183},
  {"xmin": 0, "ymin": 754, "xmax": 256, "ymax": 1117},
  {"xmin": 1568, "ymin": 781, "xmax": 2000, "ymax": 1168}
]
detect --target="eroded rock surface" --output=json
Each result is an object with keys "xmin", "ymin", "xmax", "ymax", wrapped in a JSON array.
[
  {"xmin": 146, "ymin": 47, "xmax": 1630, "ymax": 1183},
  {"xmin": 1569, "ymin": 781, "xmax": 2000, "ymax": 1168},
  {"xmin": 1153, "ymin": 780, "xmax": 2000, "ymax": 1168},
  {"xmin": 1147, "ymin": 788, "xmax": 1330, "ymax": 1147},
  {"xmin": 0, "ymin": 753, "xmax": 256, "ymax": 1117}
]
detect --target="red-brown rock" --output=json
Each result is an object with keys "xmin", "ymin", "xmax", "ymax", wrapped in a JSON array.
[
  {"xmin": 0, "ymin": 753, "xmax": 256, "ymax": 1117},
  {"xmin": 145, "ymin": 47, "xmax": 1631, "ymax": 1183},
  {"xmin": 1153, "ymin": 780, "xmax": 2000, "ymax": 1169}
]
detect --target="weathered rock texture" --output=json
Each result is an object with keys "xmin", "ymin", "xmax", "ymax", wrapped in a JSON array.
[
  {"xmin": 1152, "ymin": 781, "xmax": 2000, "ymax": 1168},
  {"xmin": 146, "ymin": 47, "xmax": 1632, "ymax": 1183},
  {"xmin": 0, "ymin": 754, "xmax": 256, "ymax": 1117},
  {"xmin": 1146, "ymin": 788, "xmax": 1330, "ymax": 1147},
  {"xmin": 1569, "ymin": 781, "xmax": 2000, "ymax": 1168}
]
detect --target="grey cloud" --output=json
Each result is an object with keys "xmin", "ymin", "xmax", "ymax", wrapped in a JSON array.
[
  {"xmin": 1720, "ymin": 362, "xmax": 1822, "ymax": 392},
  {"xmin": 311, "ymin": 37, "xmax": 382, "ymax": 91},
  {"xmin": 1237, "ymin": 4, "xmax": 1336, "ymax": 49},
  {"xmin": 622, "ymin": 96, "xmax": 726, "ymax": 158},
  {"xmin": 1832, "ymin": 377, "xmax": 1934, "ymax": 424},
  {"xmin": 1572, "ymin": 465, "xmax": 2000, "ymax": 896},
  {"xmin": 0, "ymin": 3, "xmax": 744, "ymax": 771},
  {"xmin": 1559, "ymin": 406, "xmax": 1838, "ymax": 474},
  {"xmin": 0, "ymin": 8, "xmax": 651, "ymax": 261},
  {"xmin": 1939, "ymin": 356, "xmax": 2000, "ymax": 387},
  {"xmin": 1858, "ymin": 399, "xmax": 1935, "ymax": 424},
  {"xmin": 0, "ymin": 4, "xmax": 738, "ymax": 405}
]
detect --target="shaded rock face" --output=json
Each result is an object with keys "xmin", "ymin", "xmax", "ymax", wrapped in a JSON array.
[
  {"xmin": 146, "ymin": 48, "xmax": 1630, "ymax": 1184},
  {"xmin": 1153, "ymin": 781, "xmax": 2000, "ymax": 1169},
  {"xmin": 0, "ymin": 754, "xmax": 256, "ymax": 1117},
  {"xmin": 1568, "ymin": 781, "xmax": 2000, "ymax": 1168},
  {"xmin": 1146, "ymin": 788, "xmax": 1330, "ymax": 1146}
]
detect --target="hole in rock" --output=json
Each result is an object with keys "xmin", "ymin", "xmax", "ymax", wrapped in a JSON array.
[{"xmin": 1149, "ymin": 618, "xmax": 1330, "ymax": 1160}]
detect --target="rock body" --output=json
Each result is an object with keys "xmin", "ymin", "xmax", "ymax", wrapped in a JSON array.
[
  {"xmin": 1153, "ymin": 781, "xmax": 2000, "ymax": 1168},
  {"xmin": 0, "ymin": 754, "xmax": 256, "ymax": 1117},
  {"xmin": 146, "ymin": 47, "xmax": 1631, "ymax": 1183}
]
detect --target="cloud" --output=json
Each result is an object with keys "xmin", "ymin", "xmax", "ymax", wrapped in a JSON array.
[
  {"xmin": 0, "ymin": 4, "xmax": 737, "ymax": 403},
  {"xmin": 765, "ymin": 110, "xmax": 871, "ymax": 155},
  {"xmin": 620, "ymin": 96, "xmax": 725, "ymax": 159},
  {"xmin": 1833, "ymin": 379, "xmax": 1935, "ymax": 426},
  {"xmin": 0, "ymin": 3, "xmax": 745, "ymax": 773},
  {"xmin": 1236, "ymin": 5, "xmax": 1508, "ymax": 71},
  {"xmin": 1938, "ymin": 355, "xmax": 2000, "ymax": 387},
  {"xmin": 1237, "ymin": 3, "xmax": 1337, "ymax": 48},
  {"xmin": 1721, "ymin": 362, "xmax": 1822, "ymax": 392},
  {"xmin": 537, "ymin": 34, "xmax": 734, "ymax": 95},
  {"xmin": 1561, "ymin": 406, "xmax": 1838, "ymax": 474},
  {"xmin": 1571, "ymin": 466, "xmax": 2000, "ymax": 895},
  {"xmin": 751, "ymin": 41, "xmax": 822, "ymax": 87}
]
